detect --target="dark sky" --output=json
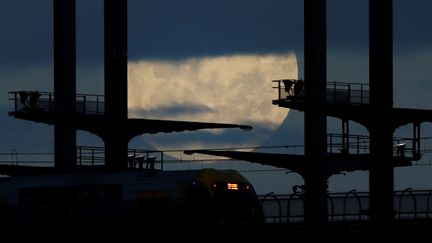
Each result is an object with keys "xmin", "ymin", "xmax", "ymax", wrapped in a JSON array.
[
  {"xmin": 1, "ymin": 0, "xmax": 431, "ymax": 66},
  {"xmin": 1, "ymin": 0, "xmax": 432, "ymax": 193}
]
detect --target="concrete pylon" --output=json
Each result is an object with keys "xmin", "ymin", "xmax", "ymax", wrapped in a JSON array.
[
  {"xmin": 303, "ymin": 0, "xmax": 328, "ymax": 235},
  {"xmin": 104, "ymin": 0, "xmax": 128, "ymax": 169},
  {"xmin": 53, "ymin": 0, "xmax": 77, "ymax": 168},
  {"xmin": 369, "ymin": 0, "xmax": 395, "ymax": 232}
]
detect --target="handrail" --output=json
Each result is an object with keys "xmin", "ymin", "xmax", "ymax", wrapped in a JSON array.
[
  {"xmin": 257, "ymin": 189, "xmax": 432, "ymax": 224},
  {"xmin": 342, "ymin": 189, "xmax": 363, "ymax": 221},
  {"xmin": 0, "ymin": 146, "xmax": 164, "ymax": 170},
  {"xmin": 76, "ymin": 146, "xmax": 164, "ymax": 170},
  {"xmin": 261, "ymin": 192, "xmax": 282, "ymax": 224},
  {"xmin": 9, "ymin": 91, "xmax": 105, "ymax": 115},
  {"xmin": 426, "ymin": 190, "xmax": 432, "ymax": 218},
  {"xmin": 397, "ymin": 187, "xmax": 417, "ymax": 219},
  {"xmin": 272, "ymin": 80, "xmax": 370, "ymax": 105},
  {"xmin": 287, "ymin": 185, "xmax": 305, "ymax": 223},
  {"xmin": 327, "ymin": 132, "xmax": 423, "ymax": 159},
  {"xmin": 327, "ymin": 194, "xmax": 335, "ymax": 221}
]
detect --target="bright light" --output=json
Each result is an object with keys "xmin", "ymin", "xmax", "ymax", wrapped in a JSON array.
[
  {"xmin": 128, "ymin": 53, "xmax": 296, "ymax": 153},
  {"xmin": 227, "ymin": 183, "xmax": 239, "ymax": 190}
]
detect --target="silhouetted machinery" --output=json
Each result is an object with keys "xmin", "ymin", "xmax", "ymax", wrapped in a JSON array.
[{"xmin": 0, "ymin": 169, "xmax": 263, "ymax": 225}]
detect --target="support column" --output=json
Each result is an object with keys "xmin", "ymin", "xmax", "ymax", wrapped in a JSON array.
[
  {"xmin": 304, "ymin": 0, "xmax": 328, "ymax": 235},
  {"xmin": 413, "ymin": 123, "xmax": 420, "ymax": 158},
  {"xmin": 53, "ymin": 0, "xmax": 77, "ymax": 168},
  {"xmin": 104, "ymin": 0, "xmax": 128, "ymax": 169},
  {"xmin": 342, "ymin": 119, "xmax": 349, "ymax": 154},
  {"xmin": 369, "ymin": 0, "xmax": 394, "ymax": 232}
]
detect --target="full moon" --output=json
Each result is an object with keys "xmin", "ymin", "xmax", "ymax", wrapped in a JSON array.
[{"xmin": 128, "ymin": 52, "xmax": 297, "ymax": 151}]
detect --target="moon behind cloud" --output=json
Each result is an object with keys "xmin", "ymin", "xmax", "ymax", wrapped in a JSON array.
[{"xmin": 128, "ymin": 52, "xmax": 297, "ymax": 151}]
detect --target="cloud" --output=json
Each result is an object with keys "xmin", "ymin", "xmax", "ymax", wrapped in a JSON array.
[
  {"xmin": 141, "ymin": 123, "xmax": 276, "ymax": 162},
  {"xmin": 394, "ymin": 46, "xmax": 432, "ymax": 109},
  {"xmin": 128, "ymin": 0, "xmax": 303, "ymax": 59},
  {"xmin": 395, "ymin": 0, "xmax": 432, "ymax": 50},
  {"xmin": 0, "ymin": 66, "xmax": 53, "ymax": 106},
  {"xmin": 131, "ymin": 103, "xmax": 214, "ymax": 119},
  {"xmin": 128, "ymin": 52, "xmax": 297, "ymax": 152},
  {"xmin": 143, "ymin": 124, "xmax": 274, "ymax": 149},
  {"xmin": 0, "ymin": 0, "xmax": 52, "ymax": 68},
  {"xmin": 0, "ymin": 105, "xmax": 53, "ymax": 152},
  {"xmin": 0, "ymin": 53, "xmax": 297, "ymax": 155},
  {"xmin": 327, "ymin": 48, "xmax": 369, "ymax": 83},
  {"xmin": 327, "ymin": 0, "xmax": 368, "ymax": 49},
  {"xmin": 325, "ymin": 46, "xmax": 432, "ymax": 110},
  {"xmin": 128, "ymin": 53, "xmax": 296, "ymax": 126}
]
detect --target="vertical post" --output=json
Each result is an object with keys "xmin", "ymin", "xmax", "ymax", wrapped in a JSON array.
[
  {"xmin": 329, "ymin": 135, "xmax": 333, "ymax": 153},
  {"xmin": 417, "ymin": 124, "xmax": 420, "ymax": 157},
  {"xmin": 49, "ymin": 93, "xmax": 52, "ymax": 112},
  {"xmin": 161, "ymin": 152, "xmax": 164, "ymax": 171},
  {"xmin": 347, "ymin": 84, "xmax": 351, "ymax": 103},
  {"xmin": 53, "ymin": 0, "xmax": 77, "ymax": 168},
  {"xmin": 278, "ymin": 80, "xmax": 281, "ymax": 100},
  {"xmin": 369, "ymin": 0, "xmax": 395, "ymax": 232},
  {"xmin": 83, "ymin": 95, "xmax": 86, "ymax": 114},
  {"xmin": 14, "ymin": 92, "xmax": 17, "ymax": 112},
  {"xmin": 96, "ymin": 95, "xmax": 99, "ymax": 114},
  {"xmin": 304, "ymin": 0, "xmax": 328, "ymax": 236},
  {"xmin": 104, "ymin": 0, "xmax": 128, "ymax": 169},
  {"xmin": 78, "ymin": 146, "xmax": 82, "ymax": 165},
  {"xmin": 413, "ymin": 123, "xmax": 420, "ymax": 158},
  {"xmin": 357, "ymin": 136, "xmax": 360, "ymax": 154},
  {"xmin": 92, "ymin": 149, "xmax": 95, "ymax": 166},
  {"xmin": 342, "ymin": 119, "xmax": 349, "ymax": 154}
]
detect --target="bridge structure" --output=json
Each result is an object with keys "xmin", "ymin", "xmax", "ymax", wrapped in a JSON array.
[
  {"xmin": 4, "ymin": 0, "xmax": 432, "ymax": 237},
  {"xmin": 185, "ymin": 0, "xmax": 432, "ymax": 237},
  {"xmin": 258, "ymin": 189, "xmax": 432, "ymax": 239},
  {"xmin": 5, "ymin": 0, "xmax": 251, "ymax": 173}
]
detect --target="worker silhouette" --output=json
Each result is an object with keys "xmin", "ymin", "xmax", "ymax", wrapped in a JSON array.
[
  {"xmin": 292, "ymin": 185, "xmax": 305, "ymax": 194},
  {"xmin": 293, "ymin": 79, "xmax": 304, "ymax": 96},
  {"xmin": 127, "ymin": 154, "xmax": 135, "ymax": 168},
  {"xmin": 18, "ymin": 91, "xmax": 30, "ymax": 109},
  {"xmin": 136, "ymin": 155, "xmax": 145, "ymax": 169},
  {"xmin": 282, "ymin": 79, "xmax": 294, "ymax": 96},
  {"xmin": 146, "ymin": 156, "xmax": 156, "ymax": 170},
  {"xmin": 396, "ymin": 143, "xmax": 406, "ymax": 158},
  {"xmin": 29, "ymin": 91, "xmax": 41, "ymax": 111}
]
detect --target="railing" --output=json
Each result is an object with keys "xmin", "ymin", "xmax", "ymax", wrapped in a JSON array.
[
  {"xmin": 326, "ymin": 82, "xmax": 369, "ymax": 105},
  {"xmin": 76, "ymin": 146, "xmax": 164, "ymax": 170},
  {"xmin": 272, "ymin": 80, "xmax": 370, "ymax": 105},
  {"xmin": 9, "ymin": 91, "xmax": 105, "ymax": 115},
  {"xmin": 327, "ymin": 133, "xmax": 422, "ymax": 160},
  {"xmin": 393, "ymin": 136, "xmax": 422, "ymax": 160},
  {"xmin": 0, "ymin": 146, "xmax": 164, "ymax": 170},
  {"xmin": 76, "ymin": 146, "xmax": 105, "ymax": 166},
  {"xmin": 258, "ymin": 189, "xmax": 432, "ymax": 224},
  {"xmin": 328, "ymin": 133, "xmax": 370, "ymax": 155},
  {"xmin": 127, "ymin": 148, "xmax": 164, "ymax": 171},
  {"xmin": 272, "ymin": 79, "xmax": 304, "ymax": 101}
]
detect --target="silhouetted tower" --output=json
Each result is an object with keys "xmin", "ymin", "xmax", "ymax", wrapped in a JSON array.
[
  {"xmin": 53, "ymin": 0, "xmax": 77, "ymax": 168},
  {"xmin": 9, "ymin": 0, "xmax": 251, "ymax": 171},
  {"xmin": 304, "ymin": 0, "xmax": 328, "ymax": 234},
  {"xmin": 186, "ymin": 0, "xmax": 428, "ymax": 235},
  {"xmin": 104, "ymin": 0, "xmax": 128, "ymax": 169},
  {"xmin": 369, "ymin": 0, "xmax": 394, "ymax": 230}
]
